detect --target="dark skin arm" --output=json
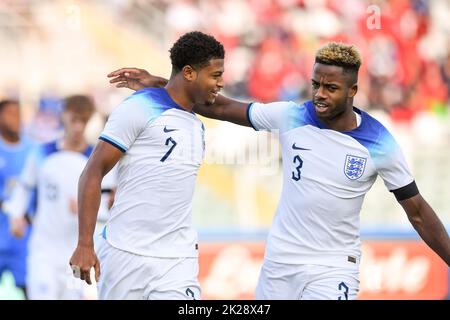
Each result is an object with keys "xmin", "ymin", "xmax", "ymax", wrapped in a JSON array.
[
  {"xmin": 107, "ymin": 68, "xmax": 169, "ymax": 90},
  {"xmin": 108, "ymin": 68, "xmax": 252, "ymax": 127},
  {"xmin": 194, "ymin": 94, "xmax": 252, "ymax": 127},
  {"xmin": 69, "ymin": 141, "xmax": 123, "ymax": 284},
  {"xmin": 399, "ymin": 193, "xmax": 450, "ymax": 266}
]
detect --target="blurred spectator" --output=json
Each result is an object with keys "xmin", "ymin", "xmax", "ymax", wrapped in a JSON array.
[
  {"xmin": 3, "ymin": 95, "xmax": 113, "ymax": 299},
  {"xmin": 0, "ymin": 99, "xmax": 36, "ymax": 299}
]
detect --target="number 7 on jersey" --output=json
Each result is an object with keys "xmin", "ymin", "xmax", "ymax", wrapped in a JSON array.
[{"xmin": 160, "ymin": 137, "xmax": 177, "ymax": 162}]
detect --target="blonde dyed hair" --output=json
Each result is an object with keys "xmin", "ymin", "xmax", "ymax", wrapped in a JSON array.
[{"xmin": 315, "ymin": 42, "xmax": 361, "ymax": 72}]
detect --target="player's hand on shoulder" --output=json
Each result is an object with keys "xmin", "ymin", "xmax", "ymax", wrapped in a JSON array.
[
  {"xmin": 69, "ymin": 244, "xmax": 101, "ymax": 285},
  {"xmin": 9, "ymin": 216, "xmax": 27, "ymax": 238},
  {"xmin": 107, "ymin": 67, "xmax": 168, "ymax": 91}
]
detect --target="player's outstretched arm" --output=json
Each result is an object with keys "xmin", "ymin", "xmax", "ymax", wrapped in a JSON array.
[
  {"xmin": 107, "ymin": 68, "xmax": 253, "ymax": 127},
  {"xmin": 108, "ymin": 68, "xmax": 168, "ymax": 90},
  {"xmin": 69, "ymin": 141, "xmax": 122, "ymax": 285},
  {"xmin": 194, "ymin": 94, "xmax": 252, "ymax": 127},
  {"xmin": 400, "ymin": 194, "xmax": 450, "ymax": 266}
]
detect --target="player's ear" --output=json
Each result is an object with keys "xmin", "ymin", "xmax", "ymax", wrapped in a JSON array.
[
  {"xmin": 182, "ymin": 65, "xmax": 197, "ymax": 82},
  {"xmin": 349, "ymin": 83, "xmax": 358, "ymax": 98}
]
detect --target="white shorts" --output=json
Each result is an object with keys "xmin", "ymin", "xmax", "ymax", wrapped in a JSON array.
[
  {"xmin": 255, "ymin": 259, "xmax": 359, "ymax": 300},
  {"xmin": 27, "ymin": 254, "xmax": 86, "ymax": 300},
  {"xmin": 95, "ymin": 235, "xmax": 201, "ymax": 300}
]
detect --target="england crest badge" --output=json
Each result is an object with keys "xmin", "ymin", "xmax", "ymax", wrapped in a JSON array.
[{"xmin": 344, "ymin": 155, "xmax": 367, "ymax": 180}]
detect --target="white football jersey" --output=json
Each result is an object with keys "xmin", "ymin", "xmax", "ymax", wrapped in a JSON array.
[
  {"xmin": 33, "ymin": 151, "xmax": 89, "ymax": 254},
  {"xmin": 5, "ymin": 141, "xmax": 96, "ymax": 260},
  {"xmin": 99, "ymin": 88, "xmax": 205, "ymax": 257},
  {"xmin": 249, "ymin": 100, "xmax": 415, "ymax": 268}
]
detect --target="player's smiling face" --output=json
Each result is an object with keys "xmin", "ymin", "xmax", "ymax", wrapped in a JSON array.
[
  {"xmin": 311, "ymin": 63, "xmax": 357, "ymax": 122},
  {"xmin": 193, "ymin": 58, "xmax": 224, "ymax": 105}
]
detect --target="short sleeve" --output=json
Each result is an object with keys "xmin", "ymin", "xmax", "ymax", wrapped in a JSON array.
[
  {"xmin": 100, "ymin": 95, "xmax": 154, "ymax": 152},
  {"xmin": 372, "ymin": 131, "xmax": 417, "ymax": 199},
  {"xmin": 248, "ymin": 101, "xmax": 297, "ymax": 132}
]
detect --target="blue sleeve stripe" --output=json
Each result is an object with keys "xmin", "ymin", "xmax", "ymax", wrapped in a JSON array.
[
  {"xmin": 99, "ymin": 135, "xmax": 127, "ymax": 153},
  {"xmin": 246, "ymin": 102, "xmax": 259, "ymax": 131}
]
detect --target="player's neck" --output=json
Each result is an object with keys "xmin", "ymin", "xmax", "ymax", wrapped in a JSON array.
[
  {"xmin": 165, "ymin": 80, "xmax": 194, "ymax": 113},
  {"xmin": 321, "ymin": 107, "xmax": 357, "ymax": 132},
  {"xmin": 0, "ymin": 131, "xmax": 20, "ymax": 145}
]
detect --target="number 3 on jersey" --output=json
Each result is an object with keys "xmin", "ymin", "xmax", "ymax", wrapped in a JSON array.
[
  {"xmin": 291, "ymin": 142, "xmax": 307, "ymax": 181},
  {"xmin": 292, "ymin": 155, "xmax": 303, "ymax": 181},
  {"xmin": 160, "ymin": 137, "xmax": 177, "ymax": 162}
]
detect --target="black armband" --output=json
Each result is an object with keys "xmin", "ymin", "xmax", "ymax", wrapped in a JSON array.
[{"xmin": 391, "ymin": 181, "xmax": 419, "ymax": 201}]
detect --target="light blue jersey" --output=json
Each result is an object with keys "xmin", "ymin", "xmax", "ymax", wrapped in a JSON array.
[{"xmin": 0, "ymin": 136, "xmax": 35, "ymax": 287}]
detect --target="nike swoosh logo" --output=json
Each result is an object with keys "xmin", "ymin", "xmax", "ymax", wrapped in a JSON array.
[
  {"xmin": 292, "ymin": 143, "xmax": 311, "ymax": 151},
  {"xmin": 163, "ymin": 126, "xmax": 178, "ymax": 133}
]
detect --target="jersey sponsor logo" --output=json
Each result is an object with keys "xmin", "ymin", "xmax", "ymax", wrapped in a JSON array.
[
  {"xmin": 344, "ymin": 155, "xmax": 367, "ymax": 180},
  {"xmin": 163, "ymin": 126, "xmax": 178, "ymax": 133},
  {"xmin": 291, "ymin": 143, "xmax": 311, "ymax": 151}
]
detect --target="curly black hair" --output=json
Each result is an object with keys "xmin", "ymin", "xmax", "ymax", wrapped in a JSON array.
[{"xmin": 169, "ymin": 31, "xmax": 225, "ymax": 73}]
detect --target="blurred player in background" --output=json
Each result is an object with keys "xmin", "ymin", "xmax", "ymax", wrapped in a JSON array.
[
  {"xmin": 109, "ymin": 41, "xmax": 450, "ymax": 300},
  {"xmin": 69, "ymin": 31, "xmax": 224, "ymax": 300},
  {"xmin": 0, "ymin": 99, "xmax": 35, "ymax": 299},
  {"xmin": 4, "ymin": 95, "xmax": 115, "ymax": 299}
]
